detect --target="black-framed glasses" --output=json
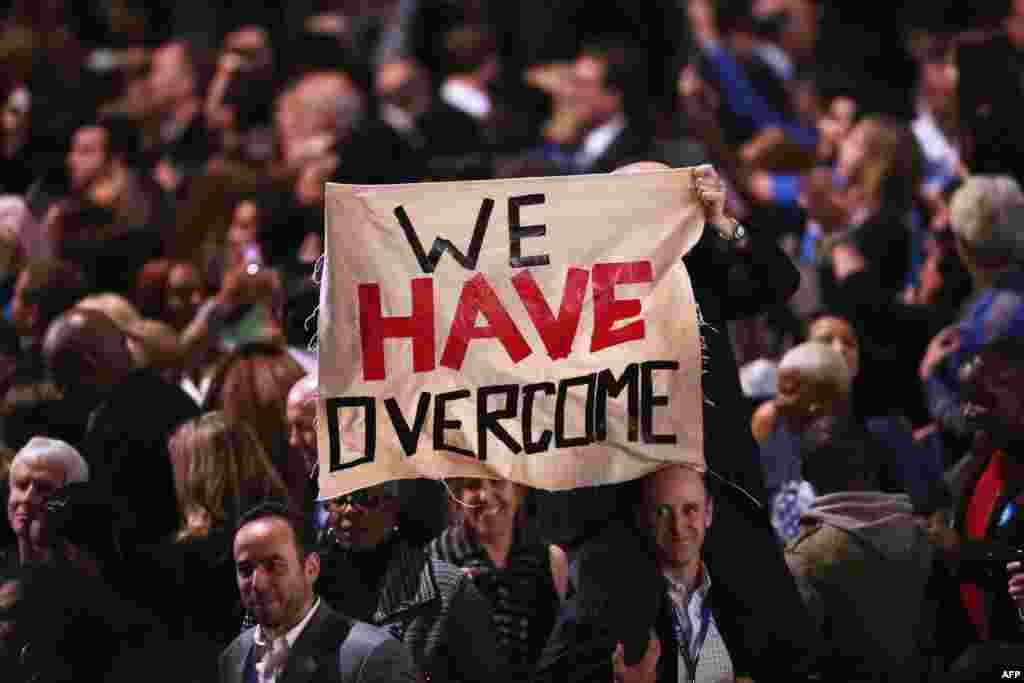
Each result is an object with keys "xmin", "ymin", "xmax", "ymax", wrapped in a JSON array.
[{"xmin": 328, "ymin": 490, "xmax": 388, "ymax": 511}]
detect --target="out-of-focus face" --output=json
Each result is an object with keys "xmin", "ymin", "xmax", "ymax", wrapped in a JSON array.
[
  {"xmin": 286, "ymin": 387, "xmax": 318, "ymax": 477},
  {"xmin": 229, "ymin": 201, "xmax": 260, "ymax": 247},
  {"xmin": 2, "ymin": 87, "xmax": 30, "ymax": 143},
  {"xmin": 324, "ymin": 484, "xmax": 400, "ymax": 551},
  {"xmin": 836, "ymin": 119, "xmax": 871, "ymax": 181},
  {"xmin": 451, "ymin": 478, "xmax": 526, "ymax": 540},
  {"xmin": 640, "ymin": 466, "xmax": 711, "ymax": 573},
  {"xmin": 808, "ymin": 316, "xmax": 860, "ymax": 379},
  {"xmin": 799, "ymin": 167, "xmax": 850, "ymax": 230},
  {"xmin": 228, "ymin": 201, "xmax": 261, "ymax": 266},
  {"xmin": 148, "ymin": 43, "xmax": 192, "ymax": 112},
  {"xmin": 7, "ymin": 459, "xmax": 66, "ymax": 541},
  {"xmin": 67, "ymin": 126, "xmax": 109, "ymax": 193},
  {"xmin": 165, "ymin": 263, "xmax": 204, "ymax": 331},
  {"xmin": 9, "ymin": 269, "xmax": 34, "ymax": 338},
  {"xmin": 570, "ymin": 54, "xmax": 619, "ymax": 130},
  {"xmin": 961, "ymin": 348, "xmax": 1024, "ymax": 450},
  {"xmin": 0, "ymin": 579, "xmax": 24, "ymax": 661},
  {"xmin": 235, "ymin": 516, "xmax": 318, "ymax": 634},
  {"xmin": 817, "ymin": 96, "xmax": 857, "ymax": 161},
  {"xmin": 921, "ymin": 54, "xmax": 958, "ymax": 105}
]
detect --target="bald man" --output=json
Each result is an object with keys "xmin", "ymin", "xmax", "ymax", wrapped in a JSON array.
[
  {"xmin": 538, "ymin": 466, "xmax": 748, "ymax": 683},
  {"xmin": 44, "ymin": 308, "xmax": 199, "ymax": 549},
  {"xmin": 276, "ymin": 69, "xmax": 423, "ymax": 184},
  {"xmin": 43, "ymin": 309, "xmax": 136, "ymax": 404},
  {"xmin": 758, "ymin": 341, "xmax": 916, "ymax": 542}
]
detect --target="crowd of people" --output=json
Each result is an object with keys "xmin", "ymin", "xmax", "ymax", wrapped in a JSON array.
[{"xmin": 2, "ymin": 0, "xmax": 1024, "ymax": 680}]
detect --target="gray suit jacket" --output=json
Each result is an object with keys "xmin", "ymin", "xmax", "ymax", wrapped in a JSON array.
[{"xmin": 219, "ymin": 601, "xmax": 417, "ymax": 683}]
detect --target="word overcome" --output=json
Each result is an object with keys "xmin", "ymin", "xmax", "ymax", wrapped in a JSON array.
[{"xmin": 326, "ymin": 361, "xmax": 680, "ymax": 471}]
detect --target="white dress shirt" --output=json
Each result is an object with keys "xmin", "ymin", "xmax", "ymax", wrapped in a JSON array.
[
  {"xmin": 441, "ymin": 80, "xmax": 492, "ymax": 120},
  {"xmin": 574, "ymin": 115, "xmax": 626, "ymax": 171},
  {"xmin": 664, "ymin": 566, "xmax": 734, "ymax": 683},
  {"xmin": 252, "ymin": 598, "xmax": 321, "ymax": 683}
]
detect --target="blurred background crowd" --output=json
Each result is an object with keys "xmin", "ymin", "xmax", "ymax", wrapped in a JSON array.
[{"xmin": 2, "ymin": 0, "xmax": 1024, "ymax": 680}]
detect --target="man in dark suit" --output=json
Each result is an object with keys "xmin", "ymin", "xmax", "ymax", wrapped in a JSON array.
[
  {"xmin": 220, "ymin": 501, "xmax": 417, "ymax": 683},
  {"xmin": 533, "ymin": 38, "xmax": 652, "ymax": 175}
]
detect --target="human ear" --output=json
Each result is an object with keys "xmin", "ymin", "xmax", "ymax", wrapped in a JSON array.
[{"xmin": 304, "ymin": 551, "xmax": 320, "ymax": 582}]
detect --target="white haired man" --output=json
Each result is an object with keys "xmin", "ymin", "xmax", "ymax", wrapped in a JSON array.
[
  {"xmin": 759, "ymin": 341, "xmax": 853, "ymax": 538},
  {"xmin": 921, "ymin": 178, "xmax": 1024, "ymax": 439},
  {"xmin": 2, "ymin": 436, "xmax": 88, "ymax": 569}
]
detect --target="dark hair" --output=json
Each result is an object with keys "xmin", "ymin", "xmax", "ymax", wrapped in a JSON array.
[
  {"xmin": 166, "ymin": 37, "xmax": 216, "ymax": 97},
  {"xmin": 981, "ymin": 333, "xmax": 1024, "ymax": 364},
  {"xmin": 579, "ymin": 36, "xmax": 652, "ymax": 139},
  {"xmin": 800, "ymin": 420, "xmax": 882, "ymax": 495},
  {"xmin": 443, "ymin": 24, "xmax": 498, "ymax": 76},
  {"xmin": 580, "ymin": 36, "xmax": 648, "ymax": 99},
  {"xmin": 20, "ymin": 258, "xmax": 87, "ymax": 333},
  {"xmin": 74, "ymin": 116, "xmax": 142, "ymax": 166},
  {"xmin": 234, "ymin": 499, "xmax": 315, "ymax": 558},
  {"xmin": 715, "ymin": 0, "xmax": 756, "ymax": 35}
]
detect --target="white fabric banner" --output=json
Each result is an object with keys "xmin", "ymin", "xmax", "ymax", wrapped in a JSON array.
[{"xmin": 317, "ymin": 168, "xmax": 705, "ymax": 499}]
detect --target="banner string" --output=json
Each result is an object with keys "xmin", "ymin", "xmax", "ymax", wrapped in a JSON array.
[{"xmin": 437, "ymin": 478, "xmax": 485, "ymax": 509}]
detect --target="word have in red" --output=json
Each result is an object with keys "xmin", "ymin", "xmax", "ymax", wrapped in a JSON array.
[{"xmin": 358, "ymin": 262, "xmax": 653, "ymax": 381}]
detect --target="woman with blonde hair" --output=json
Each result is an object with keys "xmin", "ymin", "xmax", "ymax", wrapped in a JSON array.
[
  {"xmin": 170, "ymin": 410, "xmax": 290, "ymax": 540},
  {"xmin": 815, "ymin": 114, "xmax": 924, "ymax": 308},
  {"xmin": 127, "ymin": 411, "xmax": 290, "ymax": 683},
  {"xmin": 428, "ymin": 478, "xmax": 568, "ymax": 681}
]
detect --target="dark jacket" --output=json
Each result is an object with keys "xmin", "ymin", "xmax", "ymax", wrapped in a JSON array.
[
  {"xmin": 82, "ymin": 369, "xmax": 200, "ymax": 549},
  {"xmin": 682, "ymin": 223, "xmax": 820, "ymax": 678},
  {"xmin": 946, "ymin": 448, "xmax": 1024, "ymax": 642},
  {"xmin": 123, "ymin": 528, "xmax": 242, "ymax": 683},
  {"xmin": 219, "ymin": 601, "xmax": 417, "ymax": 683},
  {"xmin": 535, "ymin": 522, "xmax": 740, "ymax": 683},
  {"xmin": 319, "ymin": 538, "xmax": 504, "ymax": 683}
]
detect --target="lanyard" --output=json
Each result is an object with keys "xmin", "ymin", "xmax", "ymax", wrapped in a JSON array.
[{"xmin": 670, "ymin": 594, "xmax": 712, "ymax": 683}]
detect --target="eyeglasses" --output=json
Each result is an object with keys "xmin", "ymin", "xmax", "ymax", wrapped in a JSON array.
[{"xmin": 328, "ymin": 490, "xmax": 389, "ymax": 511}]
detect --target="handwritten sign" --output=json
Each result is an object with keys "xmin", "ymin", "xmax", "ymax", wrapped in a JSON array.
[{"xmin": 317, "ymin": 168, "xmax": 706, "ymax": 499}]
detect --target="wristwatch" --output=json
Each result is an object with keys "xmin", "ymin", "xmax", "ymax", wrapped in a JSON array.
[{"xmin": 715, "ymin": 217, "xmax": 746, "ymax": 241}]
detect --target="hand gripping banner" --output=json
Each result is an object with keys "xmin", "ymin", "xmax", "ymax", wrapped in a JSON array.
[{"xmin": 317, "ymin": 167, "xmax": 706, "ymax": 499}]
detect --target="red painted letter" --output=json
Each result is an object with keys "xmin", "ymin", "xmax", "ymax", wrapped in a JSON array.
[
  {"xmin": 511, "ymin": 268, "xmax": 589, "ymax": 360},
  {"xmin": 591, "ymin": 261, "xmax": 653, "ymax": 352},
  {"xmin": 359, "ymin": 278, "xmax": 435, "ymax": 381},
  {"xmin": 441, "ymin": 273, "xmax": 531, "ymax": 370}
]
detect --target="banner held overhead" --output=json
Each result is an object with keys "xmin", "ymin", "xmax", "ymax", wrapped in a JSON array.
[{"xmin": 317, "ymin": 168, "xmax": 706, "ymax": 499}]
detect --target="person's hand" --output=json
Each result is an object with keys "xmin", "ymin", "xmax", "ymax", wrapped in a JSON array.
[
  {"xmin": 216, "ymin": 264, "xmax": 282, "ymax": 310},
  {"xmin": 216, "ymin": 50, "xmax": 244, "ymax": 76},
  {"xmin": 924, "ymin": 508, "xmax": 960, "ymax": 558},
  {"xmin": 919, "ymin": 325, "xmax": 960, "ymax": 381},
  {"xmin": 688, "ymin": 0, "xmax": 719, "ymax": 44},
  {"xmin": 1008, "ymin": 561, "xmax": 1024, "ymax": 610},
  {"xmin": 153, "ymin": 158, "xmax": 182, "ymax": 194},
  {"xmin": 830, "ymin": 241, "xmax": 866, "ymax": 280},
  {"xmin": 692, "ymin": 164, "xmax": 733, "ymax": 233},
  {"xmin": 613, "ymin": 632, "xmax": 660, "ymax": 683}
]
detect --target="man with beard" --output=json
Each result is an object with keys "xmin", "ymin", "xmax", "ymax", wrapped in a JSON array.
[{"xmin": 221, "ymin": 501, "xmax": 416, "ymax": 683}]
